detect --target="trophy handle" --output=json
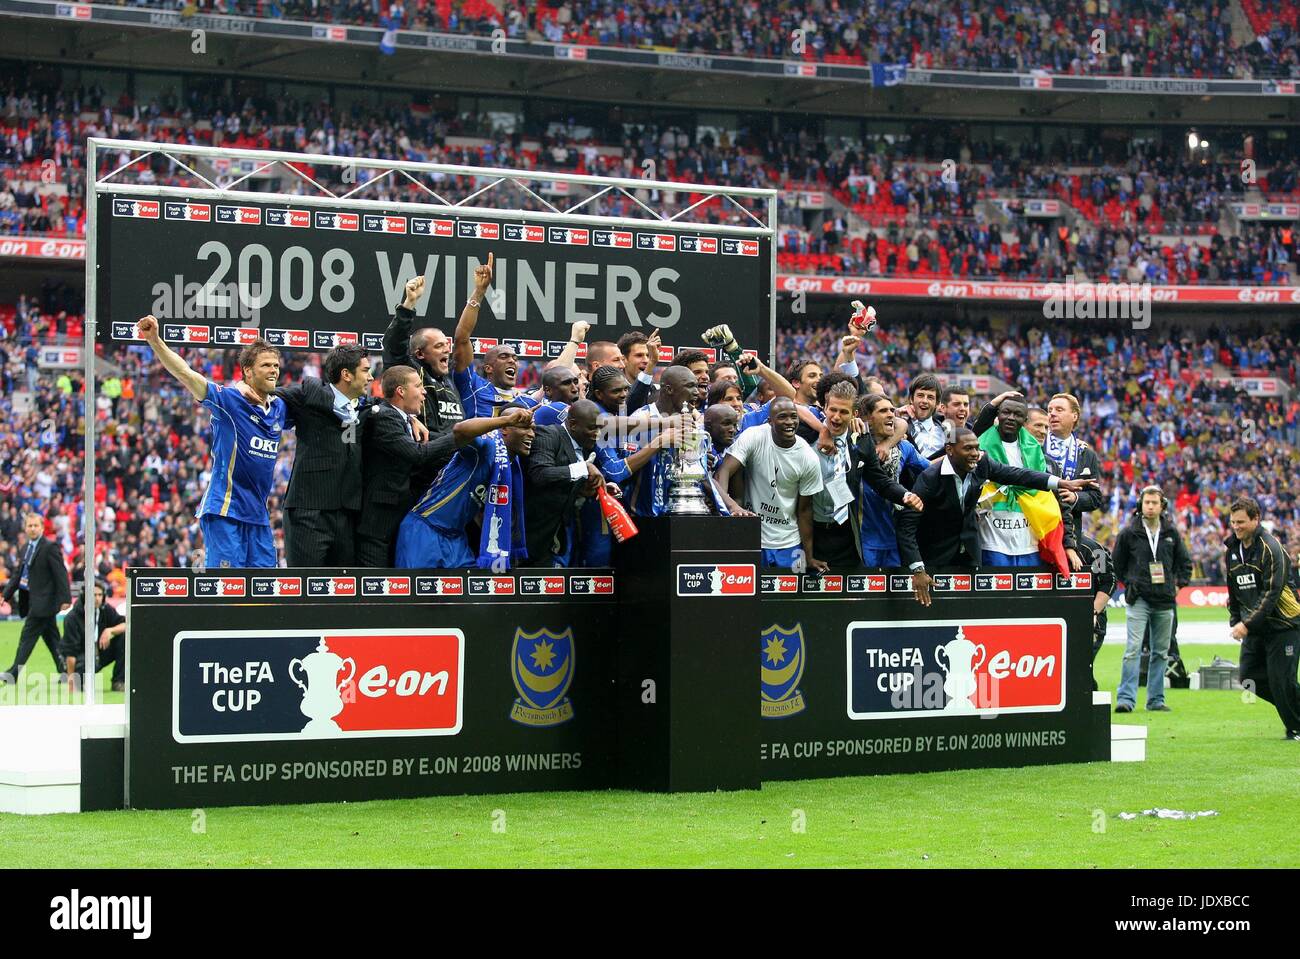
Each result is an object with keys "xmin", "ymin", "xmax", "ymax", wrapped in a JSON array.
[
  {"xmin": 288, "ymin": 658, "xmax": 306, "ymax": 692},
  {"xmin": 973, "ymin": 645, "xmax": 986, "ymax": 670},
  {"xmin": 336, "ymin": 657, "xmax": 356, "ymax": 692},
  {"xmin": 934, "ymin": 645, "xmax": 948, "ymax": 673}
]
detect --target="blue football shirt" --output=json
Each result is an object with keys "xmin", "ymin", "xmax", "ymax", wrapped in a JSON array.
[{"xmin": 196, "ymin": 382, "xmax": 288, "ymax": 527}]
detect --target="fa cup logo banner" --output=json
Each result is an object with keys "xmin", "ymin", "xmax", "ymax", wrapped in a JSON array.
[{"xmin": 845, "ymin": 619, "xmax": 1066, "ymax": 720}]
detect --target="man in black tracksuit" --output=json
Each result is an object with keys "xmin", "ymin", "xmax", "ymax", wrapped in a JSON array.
[
  {"xmin": 1074, "ymin": 533, "xmax": 1116, "ymax": 692},
  {"xmin": 381, "ymin": 274, "xmax": 465, "ymax": 488},
  {"xmin": 1225, "ymin": 496, "xmax": 1300, "ymax": 740}
]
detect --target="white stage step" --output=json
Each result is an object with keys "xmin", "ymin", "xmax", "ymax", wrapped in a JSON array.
[
  {"xmin": 0, "ymin": 704, "xmax": 126, "ymax": 815},
  {"xmin": 1111, "ymin": 723, "xmax": 1148, "ymax": 763}
]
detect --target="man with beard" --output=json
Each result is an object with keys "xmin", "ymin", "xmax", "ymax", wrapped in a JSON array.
[
  {"xmin": 451, "ymin": 253, "xmax": 522, "ymax": 417},
  {"xmin": 714, "ymin": 396, "xmax": 824, "ymax": 571},
  {"xmin": 382, "ymin": 274, "xmax": 464, "ymax": 479},
  {"xmin": 671, "ymin": 349, "xmax": 713, "ymax": 408}
]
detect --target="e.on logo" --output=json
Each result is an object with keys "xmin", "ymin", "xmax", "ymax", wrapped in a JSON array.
[{"xmin": 676, "ymin": 564, "xmax": 755, "ymax": 596}]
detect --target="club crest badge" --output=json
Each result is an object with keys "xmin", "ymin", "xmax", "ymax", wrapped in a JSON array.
[
  {"xmin": 760, "ymin": 623, "xmax": 806, "ymax": 718},
  {"xmin": 510, "ymin": 627, "xmax": 575, "ymax": 727}
]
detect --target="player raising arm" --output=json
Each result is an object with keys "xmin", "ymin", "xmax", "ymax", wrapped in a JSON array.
[{"xmin": 136, "ymin": 314, "xmax": 288, "ymax": 569}]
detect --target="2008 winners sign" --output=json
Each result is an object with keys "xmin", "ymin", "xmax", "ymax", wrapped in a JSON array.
[{"xmin": 95, "ymin": 194, "xmax": 772, "ymax": 357}]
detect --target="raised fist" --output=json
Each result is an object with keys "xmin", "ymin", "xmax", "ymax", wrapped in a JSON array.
[
  {"xmin": 403, "ymin": 275, "xmax": 426, "ymax": 308},
  {"xmin": 570, "ymin": 320, "xmax": 591, "ymax": 343},
  {"xmin": 136, "ymin": 314, "xmax": 160, "ymax": 341}
]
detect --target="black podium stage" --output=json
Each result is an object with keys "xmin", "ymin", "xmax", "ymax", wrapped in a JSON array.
[{"xmin": 120, "ymin": 517, "xmax": 1107, "ymax": 809}]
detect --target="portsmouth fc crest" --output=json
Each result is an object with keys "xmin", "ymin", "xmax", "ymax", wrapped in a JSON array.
[
  {"xmin": 760, "ymin": 623, "xmax": 807, "ymax": 718},
  {"xmin": 510, "ymin": 627, "xmax": 575, "ymax": 727}
]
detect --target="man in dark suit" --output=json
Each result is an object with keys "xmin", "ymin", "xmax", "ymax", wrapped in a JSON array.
[
  {"xmin": 381, "ymin": 274, "xmax": 465, "ymax": 487},
  {"xmin": 896, "ymin": 427, "xmax": 1097, "ymax": 606},
  {"xmin": 357, "ymin": 365, "xmax": 514, "ymax": 566},
  {"xmin": 523, "ymin": 400, "xmax": 606, "ymax": 567},
  {"xmin": 277, "ymin": 343, "xmax": 373, "ymax": 566},
  {"xmin": 1, "ymin": 513, "xmax": 71, "ymax": 683},
  {"xmin": 61, "ymin": 580, "xmax": 127, "ymax": 691}
]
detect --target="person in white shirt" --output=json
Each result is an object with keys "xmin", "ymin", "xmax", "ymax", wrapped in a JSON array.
[{"xmin": 713, "ymin": 397, "xmax": 824, "ymax": 572}]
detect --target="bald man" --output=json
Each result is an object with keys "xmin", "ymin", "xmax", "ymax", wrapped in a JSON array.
[
  {"xmin": 526, "ymin": 365, "xmax": 582, "ymax": 426},
  {"xmin": 704, "ymin": 403, "xmax": 739, "ymax": 472}
]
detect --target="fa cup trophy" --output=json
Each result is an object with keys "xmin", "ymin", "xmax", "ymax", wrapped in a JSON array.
[{"xmin": 666, "ymin": 403, "xmax": 714, "ymax": 515}]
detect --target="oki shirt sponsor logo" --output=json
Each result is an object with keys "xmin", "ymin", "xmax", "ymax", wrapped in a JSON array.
[
  {"xmin": 250, "ymin": 576, "xmax": 303, "ymax": 597},
  {"xmin": 307, "ymin": 577, "xmax": 357, "ymax": 597},
  {"xmin": 362, "ymin": 576, "xmax": 412, "ymax": 597},
  {"xmin": 135, "ymin": 577, "xmax": 190, "ymax": 598},
  {"xmin": 112, "ymin": 199, "xmax": 160, "ymax": 219},
  {"xmin": 194, "ymin": 577, "xmax": 247, "ymax": 597},
  {"xmin": 172, "ymin": 628, "xmax": 463, "ymax": 742},
  {"xmin": 314, "ymin": 211, "xmax": 359, "ymax": 231},
  {"xmin": 265, "ymin": 208, "xmax": 311, "ymax": 228},
  {"xmin": 677, "ymin": 564, "xmax": 756, "ymax": 596},
  {"xmin": 410, "ymin": 217, "xmax": 455, "ymax": 237},
  {"xmin": 215, "ymin": 205, "xmax": 262, "ymax": 225},
  {"xmin": 163, "ymin": 202, "xmax": 212, "ymax": 222},
  {"xmin": 416, "ymin": 576, "xmax": 465, "ymax": 596},
  {"xmin": 761, "ymin": 575, "xmax": 799, "ymax": 594}
]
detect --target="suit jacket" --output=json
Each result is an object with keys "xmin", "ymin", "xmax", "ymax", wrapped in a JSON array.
[
  {"xmin": 3, "ymin": 537, "xmax": 70, "ymax": 618},
  {"xmin": 523, "ymin": 424, "xmax": 589, "ymax": 563},
  {"xmin": 276, "ymin": 376, "xmax": 366, "ymax": 512},
  {"xmin": 358, "ymin": 402, "xmax": 458, "ymax": 533},
  {"xmin": 896, "ymin": 455, "xmax": 1055, "ymax": 570}
]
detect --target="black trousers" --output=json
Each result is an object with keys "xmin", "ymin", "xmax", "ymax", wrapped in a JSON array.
[
  {"xmin": 63, "ymin": 634, "xmax": 125, "ymax": 685},
  {"xmin": 1240, "ymin": 628, "xmax": 1300, "ymax": 735},
  {"xmin": 813, "ymin": 520, "xmax": 860, "ymax": 569},
  {"xmin": 10, "ymin": 614, "xmax": 63, "ymax": 676},
  {"xmin": 355, "ymin": 504, "xmax": 405, "ymax": 568},
  {"xmin": 285, "ymin": 507, "xmax": 358, "ymax": 566}
]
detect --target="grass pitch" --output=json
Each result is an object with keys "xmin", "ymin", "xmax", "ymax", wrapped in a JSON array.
[{"xmin": 2, "ymin": 611, "xmax": 1296, "ymax": 868}]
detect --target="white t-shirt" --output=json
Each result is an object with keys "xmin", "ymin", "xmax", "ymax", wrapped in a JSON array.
[
  {"xmin": 976, "ymin": 440, "xmax": 1035, "ymax": 557},
  {"xmin": 725, "ymin": 427, "xmax": 823, "ymax": 549}
]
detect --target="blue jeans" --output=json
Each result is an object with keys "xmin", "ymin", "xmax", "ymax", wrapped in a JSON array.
[{"xmin": 1117, "ymin": 598, "xmax": 1173, "ymax": 708}]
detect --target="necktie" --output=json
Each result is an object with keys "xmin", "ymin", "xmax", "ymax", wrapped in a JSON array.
[
  {"xmin": 834, "ymin": 437, "xmax": 849, "ymax": 525},
  {"xmin": 19, "ymin": 541, "xmax": 35, "ymax": 589}
]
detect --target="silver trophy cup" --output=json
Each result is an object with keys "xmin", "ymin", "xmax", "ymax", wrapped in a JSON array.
[{"xmin": 666, "ymin": 403, "xmax": 714, "ymax": 515}]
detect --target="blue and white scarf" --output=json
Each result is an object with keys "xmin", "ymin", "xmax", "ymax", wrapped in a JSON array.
[
  {"xmin": 478, "ymin": 432, "xmax": 528, "ymax": 568},
  {"xmin": 1044, "ymin": 432, "xmax": 1080, "ymax": 479}
]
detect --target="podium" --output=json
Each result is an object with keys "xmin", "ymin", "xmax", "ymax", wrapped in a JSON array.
[{"xmin": 613, "ymin": 515, "xmax": 762, "ymax": 792}]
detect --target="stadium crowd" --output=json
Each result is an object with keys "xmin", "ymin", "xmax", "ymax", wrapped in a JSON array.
[
  {"xmin": 109, "ymin": 0, "xmax": 1300, "ymax": 79},
  {"xmin": 4, "ymin": 74, "xmax": 1299, "ymax": 286}
]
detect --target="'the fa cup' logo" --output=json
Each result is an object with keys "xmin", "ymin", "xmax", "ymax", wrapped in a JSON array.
[
  {"xmin": 510, "ymin": 627, "xmax": 575, "ymax": 727},
  {"xmin": 760, "ymin": 623, "xmax": 806, "ymax": 718},
  {"xmin": 288, "ymin": 638, "xmax": 356, "ymax": 736},
  {"xmin": 935, "ymin": 626, "xmax": 985, "ymax": 713}
]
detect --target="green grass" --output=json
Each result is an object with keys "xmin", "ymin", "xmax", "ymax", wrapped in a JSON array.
[{"xmin": 2, "ymin": 617, "xmax": 1294, "ymax": 868}]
